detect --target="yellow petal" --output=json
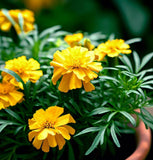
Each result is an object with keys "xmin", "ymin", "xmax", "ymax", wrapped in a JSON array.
[
  {"xmin": 55, "ymin": 134, "xmax": 66, "ymax": 150},
  {"xmin": 32, "ymin": 136, "xmax": 42, "ymax": 149},
  {"xmin": 58, "ymin": 74, "xmax": 71, "ymax": 93},
  {"xmin": 28, "ymin": 131, "xmax": 38, "ymax": 142},
  {"xmin": 63, "ymin": 125, "xmax": 75, "ymax": 135},
  {"xmin": 83, "ymin": 81, "xmax": 95, "ymax": 92},
  {"xmin": 47, "ymin": 134, "xmax": 57, "ymax": 147},
  {"xmin": 87, "ymin": 62, "xmax": 103, "ymax": 72},
  {"xmin": 9, "ymin": 90, "xmax": 24, "ymax": 102},
  {"xmin": 42, "ymin": 139, "xmax": 50, "ymax": 152},
  {"xmin": 46, "ymin": 106, "xmax": 64, "ymax": 120},
  {"xmin": 55, "ymin": 114, "xmax": 76, "ymax": 127},
  {"xmin": 56, "ymin": 127, "xmax": 71, "ymax": 140},
  {"xmin": 52, "ymin": 68, "xmax": 65, "ymax": 85},
  {"xmin": 73, "ymin": 68, "xmax": 86, "ymax": 80},
  {"xmin": 37, "ymin": 128, "xmax": 49, "ymax": 140},
  {"xmin": 69, "ymin": 72, "xmax": 82, "ymax": 90},
  {"xmin": 1, "ymin": 22, "xmax": 12, "ymax": 31}
]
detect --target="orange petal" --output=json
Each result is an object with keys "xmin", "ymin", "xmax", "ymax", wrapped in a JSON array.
[
  {"xmin": 83, "ymin": 81, "xmax": 95, "ymax": 92},
  {"xmin": 55, "ymin": 134, "xmax": 66, "ymax": 150},
  {"xmin": 56, "ymin": 127, "xmax": 71, "ymax": 140},
  {"xmin": 55, "ymin": 114, "xmax": 76, "ymax": 127},
  {"xmin": 63, "ymin": 125, "xmax": 75, "ymax": 135},
  {"xmin": 47, "ymin": 134, "xmax": 57, "ymax": 147},
  {"xmin": 32, "ymin": 136, "xmax": 42, "ymax": 150},
  {"xmin": 42, "ymin": 138, "xmax": 50, "ymax": 152}
]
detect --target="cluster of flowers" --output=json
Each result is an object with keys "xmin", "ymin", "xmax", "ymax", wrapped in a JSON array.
[{"xmin": 0, "ymin": 9, "xmax": 132, "ymax": 153}]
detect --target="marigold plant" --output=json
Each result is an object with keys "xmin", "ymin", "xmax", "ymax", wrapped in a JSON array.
[{"xmin": 0, "ymin": 9, "xmax": 153, "ymax": 160}]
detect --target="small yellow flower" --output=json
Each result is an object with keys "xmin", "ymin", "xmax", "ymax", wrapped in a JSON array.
[
  {"xmin": 64, "ymin": 33, "xmax": 83, "ymax": 47},
  {"xmin": 50, "ymin": 46, "xmax": 103, "ymax": 92},
  {"xmin": 0, "ymin": 82, "xmax": 24, "ymax": 110},
  {"xmin": 28, "ymin": 106, "xmax": 76, "ymax": 152},
  {"xmin": 0, "ymin": 9, "xmax": 35, "ymax": 33},
  {"xmin": 95, "ymin": 39, "xmax": 132, "ymax": 60},
  {"xmin": 2, "ymin": 56, "xmax": 43, "ymax": 89}
]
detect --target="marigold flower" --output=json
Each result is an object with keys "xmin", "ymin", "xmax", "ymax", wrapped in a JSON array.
[
  {"xmin": 64, "ymin": 33, "xmax": 83, "ymax": 47},
  {"xmin": 50, "ymin": 46, "xmax": 103, "ymax": 92},
  {"xmin": 28, "ymin": 106, "xmax": 76, "ymax": 152},
  {"xmin": 2, "ymin": 56, "xmax": 43, "ymax": 89},
  {"xmin": 95, "ymin": 39, "xmax": 131, "ymax": 60},
  {"xmin": 0, "ymin": 9, "xmax": 35, "ymax": 33},
  {"xmin": 0, "ymin": 82, "xmax": 24, "ymax": 110}
]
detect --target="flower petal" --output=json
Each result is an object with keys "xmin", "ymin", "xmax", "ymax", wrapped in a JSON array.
[
  {"xmin": 32, "ymin": 136, "xmax": 42, "ymax": 150},
  {"xmin": 56, "ymin": 127, "xmax": 71, "ymax": 140},
  {"xmin": 42, "ymin": 139, "xmax": 50, "ymax": 152},
  {"xmin": 63, "ymin": 125, "xmax": 75, "ymax": 135},
  {"xmin": 55, "ymin": 114, "xmax": 76, "ymax": 127},
  {"xmin": 55, "ymin": 134, "xmax": 66, "ymax": 150},
  {"xmin": 37, "ymin": 128, "xmax": 49, "ymax": 140},
  {"xmin": 47, "ymin": 134, "xmax": 57, "ymax": 148},
  {"xmin": 83, "ymin": 81, "xmax": 95, "ymax": 92}
]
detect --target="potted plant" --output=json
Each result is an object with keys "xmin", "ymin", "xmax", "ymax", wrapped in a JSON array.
[{"xmin": 0, "ymin": 9, "xmax": 153, "ymax": 160}]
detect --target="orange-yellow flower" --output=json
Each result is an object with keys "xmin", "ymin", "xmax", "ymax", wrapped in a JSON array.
[
  {"xmin": 95, "ymin": 39, "xmax": 131, "ymax": 60},
  {"xmin": 28, "ymin": 106, "xmax": 76, "ymax": 152},
  {"xmin": 2, "ymin": 56, "xmax": 43, "ymax": 89},
  {"xmin": 0, "ymin": 9, "xmax": 35, "ymax": 33},
  {"xmin": 50, "ymin": 46, "xmax": 103, "ymax": 92},
  {"xmin": 64, "ymin": 33, "xmax": 83, "ymax": 47},
  {"xmin": 0, "ymin": 82, "xmax": 24, "ymax": 110}
]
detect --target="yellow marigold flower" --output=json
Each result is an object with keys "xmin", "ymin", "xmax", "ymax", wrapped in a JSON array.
[
  {"xmin": 0, "ymin": 82, "xmax": 24, "ymax": 110},
  {"xmin": 28, "ymin": 106, "xmax": 76, "ymax": 152},
  {"xmin": 2, "ymin": 56, "xmax": 43, "ymax": 89},
  {"xmin": 64, "ymin": 33, "xmax": 83, "ymax": 47},
  {"xmin": 95, "ymin": 39, "xmax": 132, "ymax": 60},
  {"xmin": 0, "ymin": 9, "xmax": 35, "ymax": 33},
  {"xmin": 50, "ymin": 46, "xmax": 103, "ymax": 93}
]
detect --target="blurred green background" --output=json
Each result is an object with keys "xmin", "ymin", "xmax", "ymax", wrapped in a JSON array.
[{"xmin": 0, "ymin": 0, "xmax": 153, "ymax": 57}]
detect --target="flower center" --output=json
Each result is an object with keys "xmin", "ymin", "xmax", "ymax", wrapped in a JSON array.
[{"xmin": 43, "ymin": 121, "xmax": 54, "ymax": 129}]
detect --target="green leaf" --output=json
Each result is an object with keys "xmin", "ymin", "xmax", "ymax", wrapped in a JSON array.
[
  {"xmin": 110, "ymin": 123, "xmax": 120, "ymax": 147},
  {"xmin": 125, "ymin": 38, "xmax": 141, "ymax": 44},
  {"xmin": 120, "ymin": 111, "xmax": 136, "ymax": 127},
  {"xmin": 39, "ymin": 25, "xmax": 61, "ymax": 39},
  {"xmin": 5, "ymin": 109, "xmax": 24, "ymax": 123},
  {"xmin": 120, "ymin": 55, "xmax": 133, "ymax": 73},
  {"xmin": 85, "ymin": 130, "xmax": 102, "ymax": 155},
  {"xmin": 67, "ymin": 142, "xmax": 75, "ymax": 160},
  {"xmin": 75, "ymin": 127, "xmax": 100, "ymax": 137},
  {"xmin": 89, "ymin": 107, "xmax": 111, "ymax": 116},
  {"xmin": 140, "ymin": 52, "xmax": 153, "ymax": 70},
  {"xmin": 0, "ymin": 124, "xmax": 8, "ymax": 132},
  {"xmin": 133, "ymin": 51, "xmax": 140, "ymax": 73},
  {"xmin": 99, "ymin": 76, "xmax": 119, "ymax": 84},
  {"xmin": 107, "ymin": 112, "xmax": 117, "ymax": 122}
]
